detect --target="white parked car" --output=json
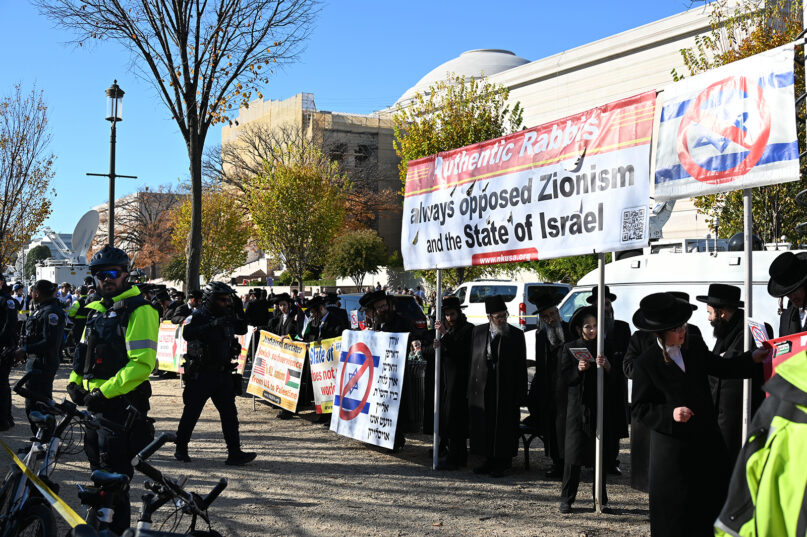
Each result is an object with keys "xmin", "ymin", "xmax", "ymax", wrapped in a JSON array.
[{"xmin": 452, "ymin": 280, "xmax": 571, "ymax": 331}]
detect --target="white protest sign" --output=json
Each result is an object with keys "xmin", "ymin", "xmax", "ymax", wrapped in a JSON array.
[
  {"xmin": 401, "ymin": 92, "xmax": 655, "ymax": 270},
  {"xmin": 308, "ymin": 336, "xmax": 341, "ymax": 414},
  {"xmin": 655, "ymin": 44, "xmax": 799, "ymax": 200},
  {"xmin": 330, "ymin": 330, "xmax": 408, "ymax": 449}
]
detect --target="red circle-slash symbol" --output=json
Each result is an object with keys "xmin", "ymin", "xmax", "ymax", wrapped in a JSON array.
[
  {"xmin": 337, "ymin": 342, "xmax": 375, "ymax": 421},
  {"xmin": 677, "ymin": 76, "xmax": 771, "ymax": 184}
]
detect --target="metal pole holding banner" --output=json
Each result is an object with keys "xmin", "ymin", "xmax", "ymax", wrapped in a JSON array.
[
  {"xmin": 594, "ymin": 252, "xmax": 605, "ymax": 513},
  {"xmin": 433, "ymin": 269, "xmax": 443, "ymax": 470},
  {"xmin": 742, "ymin": 190, "xmax": 753, "ymax": 442}
]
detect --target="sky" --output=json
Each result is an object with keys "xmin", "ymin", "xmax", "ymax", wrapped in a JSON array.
[{"xmin": 0, "ymin": 0, "xmax": 700, "ymax": 235}]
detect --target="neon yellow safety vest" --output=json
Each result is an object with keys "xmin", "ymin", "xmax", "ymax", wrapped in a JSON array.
[
  {"xmin": 67, "ymin": 286, "xmax": 159, "ymax": 399},
  {"xmin": 714, "ymin": 353, "xmax": 807, "ymax": 537}
]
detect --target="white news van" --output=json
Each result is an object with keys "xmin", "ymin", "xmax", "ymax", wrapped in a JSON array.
[{"xmin": 557, "ymin": 247, "xmax": 798, "ymax": 349}]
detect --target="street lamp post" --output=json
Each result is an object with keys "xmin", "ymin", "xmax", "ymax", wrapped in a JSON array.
[{"xmin": 87, "ymin": 80, "xmax": 137, "ymax": 247}]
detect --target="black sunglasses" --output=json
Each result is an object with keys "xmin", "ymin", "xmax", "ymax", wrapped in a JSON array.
[{"xmin": 94, "ymin": 269, "xmax": 122, "ymax": 281}]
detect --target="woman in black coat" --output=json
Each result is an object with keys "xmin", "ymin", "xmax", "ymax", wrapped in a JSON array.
[
  {"xmin": 558, "ymin": 305, "xmax": 618, "ymax": 513},
  {"xmin": 631, "ymin": 293, "xmax": 768, "ymax": 537}
]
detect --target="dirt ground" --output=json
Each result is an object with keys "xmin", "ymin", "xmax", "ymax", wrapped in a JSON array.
[{"xmin": 3, "ymin": 368, "xmax": 651, "ymax": 537}]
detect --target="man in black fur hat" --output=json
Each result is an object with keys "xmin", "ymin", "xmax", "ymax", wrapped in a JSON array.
[{"xmin": 468, "ymin": 295, "xmax": 527, "ymax": 477}]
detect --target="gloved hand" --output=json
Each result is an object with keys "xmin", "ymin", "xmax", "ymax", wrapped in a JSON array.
[
  {"xmin": 84, "ymin": 388, "xmax": 107, "ymax": 413},
  {"xmin": 66, "ymin": 382, "xmax": 88, "ymax": 405}
]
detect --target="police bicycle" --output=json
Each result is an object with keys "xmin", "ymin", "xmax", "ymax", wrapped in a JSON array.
[
  {"xmin": 0, "ymin": 371, "xmax": 102, "ymax": 537},
  {"xmin": 70, "ymin": 433, "xmax": 226, "ymax": 537}
]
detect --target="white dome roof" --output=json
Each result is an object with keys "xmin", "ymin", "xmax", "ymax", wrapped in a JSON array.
[{"xmin": 396, "ymin": 49, "xmax": 529, "ymax": 106}]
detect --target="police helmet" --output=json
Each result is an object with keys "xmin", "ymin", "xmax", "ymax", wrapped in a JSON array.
[
  {"xmin": 727, "ymin": 232, "xmax": 764, "ymax": 252},
  {"xmin": 89, "ymin": 245, "xmax": 130, "ymax": 272},
  {"xmin": 202, "ymin": 281, "xmax": 234, "ymax": 302}
]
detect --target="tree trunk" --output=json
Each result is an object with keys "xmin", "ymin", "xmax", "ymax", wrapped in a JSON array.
[{"xmin": 185, "ymin": 132, "xmax": 203, "ymax": 290}]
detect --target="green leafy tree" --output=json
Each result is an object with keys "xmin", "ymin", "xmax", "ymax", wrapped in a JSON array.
[
  {"xmin": 393, "ymin": 74, "xmax": 523, "ymax": 286},
  {"xmin": 325, "ymin": 229, "xmax": 387, "ymax": 288},
  {"xmin": 24, "ymin": 244, "xmax": 51, "ymax": 279},
  {"xmin": 37, "ymin": 0, "xmax": 317, "ymax": 290},
  {"xmin": 160, "ymin": 254, "xmax": 187, "ymax": 283},
  {"xmin": 0, "ymin": 84, "xmax": 55, "ymax": 269},
  {"xmin": 171, "ymin": 189, "xmax": 250, "ymax": 283},
  {"xmin": 675, "ymin": 0, "xmax": 806, "ymax": 243},
  {"xmin": 245, "ymin": 146, "xmax": 347, "ymax": 287}
]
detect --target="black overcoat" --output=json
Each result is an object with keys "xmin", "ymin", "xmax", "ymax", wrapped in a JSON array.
[
  {"xmin": 468, "ymin": 324, "xmax": 527, "ymax": 459},
  {"xmin": 560, "ymin": 337, "xmax": 619, "ymax": 466},
  {"xmin": 605, "ymin": 320, "xmax": 631, "ymax": 440},
  {"xmin": 632, "ymin": 336, "xmax": 756, "ymax": 537},
  {"xmin": 709, "ymin": 313, "xmax": 767, "ymax": 464},
  {"xmin": 527, "ymin": 321, "xmax": 570, "ymax": 459},
  {"xmin": 438, "ymin": 317, "xmax": 474, "ymax": 440},
  {"xmin": 624, "ymin": 325, "xmax": 704, "ymax": 492},
  {"xmin": 777, "ymin": 301, "xmax": 805, "ymax": 337}
]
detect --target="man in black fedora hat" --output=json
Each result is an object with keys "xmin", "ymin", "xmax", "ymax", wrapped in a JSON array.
[
  {"xmin": 586, "ymin": 285, "xmax": 630, "ymax": 475},
  {"xmin": 269, "ymin": 292, "xmax": 302, "ymax": 420},
  {"xmin": 324, "ymin": 291, "xmax": 349, "ymax": 329},
  {"xmin": 767, "ymin": 251, "xmax": 807, "ymax": 337},
  {"xmin": 696, "ymin": 283, "xmax": 767, "ymax": 464},
  {"xmin": 524, "ymin": 292, "xmax": 570, "ymax": 478},
  {"xmin": 468, "ymin": 295, "xmax": 528, "ymax": 477},
  {"xmin": 433, "ymin": 295, "xmax": 474, "ymax": 470}
]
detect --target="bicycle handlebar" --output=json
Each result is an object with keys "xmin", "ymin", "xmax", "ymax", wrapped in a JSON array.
[{"xmin": 201, "ymin": 478, "xmax": 227, "ymax": 510}]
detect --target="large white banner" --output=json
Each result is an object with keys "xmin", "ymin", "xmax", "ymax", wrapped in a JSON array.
[
  {"xmin": 401, "ymin": 92, "xmax": 655, "ymax": 271},
  {"xmin": 329, "ymin": 330, "xmax": 408, "ymax": 450},
  {"xmin": 654, "ymin": 44, "xmax": 799, "ymax": 200}
]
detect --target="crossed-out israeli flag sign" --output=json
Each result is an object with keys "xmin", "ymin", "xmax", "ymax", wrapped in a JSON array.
[{"xmin": 654, "ymin": 44, "xmax": 799, "ymax": 200}]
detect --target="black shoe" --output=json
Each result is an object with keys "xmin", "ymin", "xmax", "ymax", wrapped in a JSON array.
[
  {"xmin": 174, "ymin": 448, "xmax": 191, "ymax": 463},
  {"xmin": 277, "ymin": 410, "xmax": 293, "ymax": 420},
  {"xmin": 607, "ymin": 465, "xmax": 622, "ymax": 476},
  {"xmin": 473, "ymin": 462, "xmax": 492, "ymax": 475},
  {"xmin": 544, "ymin": 466, "xmax": 563, "ymax": 479},
  {"xmin": 601, "ymin": 505, "xmax": 614, "ymax": 515},
  {"xmin": 391, "ymin": 436, "xmax": 406, "ymax": 453},
  {"xmin": 225, "ymin": 451, "xmax": 257, "ymax": 466},
  {"xmin": 558, "ymin": 502, "xmax": 572, "ymax": 514},
  {"xmin": 435, "ymin": 461, "xmax": 458, "ymax": 471},
  {"xmin": 488, "ymin": 461, "xmax": 512, "ymax": 478}
]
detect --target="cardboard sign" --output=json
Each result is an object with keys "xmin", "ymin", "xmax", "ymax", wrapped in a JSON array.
[
  {"xmin": 308, "ymin": 336, "xmax": 342, "ymax": 414},
  {"xmin": 246, "ymin": 331, "xmax": 307, "ymax": 411},
  {"xmin": 330, "ymin": 330, "xmax": 408, "ymax": 449},
  {"xmin": 569, "ymin": 347, "xmax": 594, "ymax": 363}
]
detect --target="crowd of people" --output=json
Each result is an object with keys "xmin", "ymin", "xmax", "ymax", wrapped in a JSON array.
[{"xmin": 1, "ymin": 248, "xmax": 806, "ymax": 535}]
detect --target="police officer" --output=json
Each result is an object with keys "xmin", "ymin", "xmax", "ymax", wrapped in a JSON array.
[
  {"xmin": 65, "ymin": 246, "xmax": 158, "ymax": 534},
  {"xmin": 67, "ymin": 285, "xmax": 92, "ymax": 347},
  {"xmin": 0, "ymin": 274, "xmax": 19, "ymax": 431},
  {"xmin": 174, "ymin": 281, "xmax": 256, "ymax": 466},
  {"xmin": 14, "ymin": 280, "xmax": 65, "ymax": 433}
]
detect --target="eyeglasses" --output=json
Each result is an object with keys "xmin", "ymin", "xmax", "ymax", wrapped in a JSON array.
[
  {"xmin": 490, "ymin": 312, "xmax": 508, "ymax": 321},
  {"xmin": 94, "ymin": 269, "xmax": 122, "ymax": 281}
]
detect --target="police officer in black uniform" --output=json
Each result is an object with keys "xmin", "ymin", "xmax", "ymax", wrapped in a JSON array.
[
  {"xmin": 14, "ymin": 280, "xmax": 65, "ymax": 433},
  {"xmin": 174, "ymin": 281, "xmax": 256, "ymax": 466},
  {"xmin": 0, "ymin": 274, "xmax": 19, "ymax": 431}
]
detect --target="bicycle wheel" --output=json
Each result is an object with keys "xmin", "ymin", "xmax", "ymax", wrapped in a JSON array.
[{"xmin": 14, "ymin": 500, "xmax": 56, "ymax": 537}]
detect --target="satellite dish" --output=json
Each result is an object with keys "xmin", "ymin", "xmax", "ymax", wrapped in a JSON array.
[{"xmin": 71, "ymin": 210, "xmax": 100, "ymax": 263}]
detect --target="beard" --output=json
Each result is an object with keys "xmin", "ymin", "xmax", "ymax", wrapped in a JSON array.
[
  {"xmin": 490, "ymin": 321, "xmax": 510, "ymax": 337},
  {"xmin": 712, "ymin": 317, "xmax": 730, "ymax": 339},
  {"xmin": 541, "ymin": 320, "xmax": 566, "ymax": 346},
  {"xmin": 603, "ymin": 314, "xmax": 615, "ymax": 335}
]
